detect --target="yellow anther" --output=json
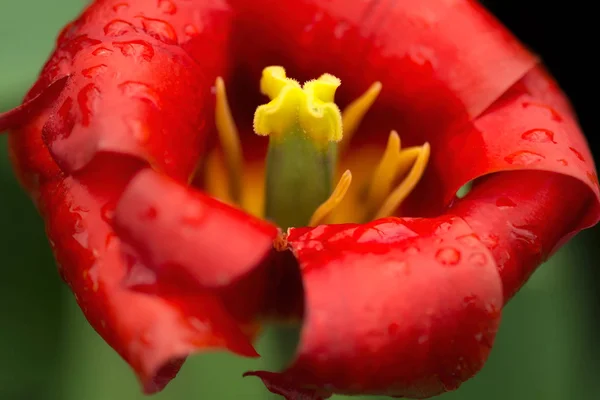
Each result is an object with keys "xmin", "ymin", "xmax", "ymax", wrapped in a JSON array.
[
  {"xmin": 364, "ymin": 130, "xmax": 403, "ymax": 213},
  {"xmin": 309, "ymin": 170, "xmax": 352, "ymax": 226},
  {"xmin": 215, "ymin": 77, "xmax": 243, "ymax": 203},
  {"xmin": 254, "ymin": 66, "xmax": 343, "ymax": 148},
  {"xmin": 374, "ymin": 143, "xmax": 430, "ymax": 219},
  {"xmin": 340, "ymin": 81, "xmax": 382, "ymax": 152}
]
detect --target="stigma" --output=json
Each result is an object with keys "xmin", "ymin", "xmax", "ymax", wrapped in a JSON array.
[{"xmin": 205, "ymin": 66, "xmax": 430, "ymax": 229}]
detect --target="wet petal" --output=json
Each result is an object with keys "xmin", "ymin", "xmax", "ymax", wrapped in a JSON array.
[
  {"xmin": 247, "ymin": 216, "xmax": 503, "ymax": 398},
  {"xmin": 38, "ymin": 155, "xmax": 257, "ymax": 394},
  {"xmin": 232, "ymin": 0, "xmax": 537, "ymax": 138},
  {"xmin": 406, "ymin": 66, "xmax": 600, "ymax": 219},
  {"xmin": 34, "ymin": 0, "xmax": 232, "ymax": 181},
  {"xmin": 114, "ymin": 168, "xmax": 278, "ymax": 291}
]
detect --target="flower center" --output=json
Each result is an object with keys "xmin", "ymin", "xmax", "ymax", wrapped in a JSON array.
[{"xmin": 205, "ymin": 66, "xmax": 430, "ymax": 228}]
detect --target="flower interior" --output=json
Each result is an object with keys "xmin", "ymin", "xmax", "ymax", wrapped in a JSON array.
[{"xmin": 204, "ymin": 66, "xmax": 430, "ymax": 230}]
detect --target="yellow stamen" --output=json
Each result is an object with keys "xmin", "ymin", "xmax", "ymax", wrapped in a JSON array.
[
  {"xmin": 340, "ymin": 82, "xmax": 382, "ymax": 152},
  {"xmin": 374, "ymin": 143, "xmax": 430, "ymax": 219},
  {"xmin": 309, "ymin": 170, "xmax": 352, "ymax": 226},
  {"xmin": 364, "ymin": 130, "xmax": 403, "ymax": 213},
  {"xmin": 215, "ymin": 77, "xmax": 243, "ymax": 203},
  {"xmin": 254, "ymin": 66, "xmax": 342, "ymax": 149},
  {"xmin": 204, "ymin": 150, "xmax": 233, "ymax": 206}
]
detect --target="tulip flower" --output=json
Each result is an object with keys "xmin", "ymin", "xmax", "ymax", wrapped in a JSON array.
[{"xmin": 1, "ymin": 0, "xmax": 598, "ymax": 399}]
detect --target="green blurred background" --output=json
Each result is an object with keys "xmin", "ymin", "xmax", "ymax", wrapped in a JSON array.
[{"xmin": 1, "ymin": 1, "xmax": 599, "ymax": 399}]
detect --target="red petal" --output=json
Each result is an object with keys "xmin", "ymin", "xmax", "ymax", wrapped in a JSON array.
[
  {"xmin": 451, "ymin": 170, "xmax": 594, "ymax": 301},
  {"xmin": 37, "ymin": 155, "xmax": 257, "ymax": 394},
  {"xmin": 0, "ymin": 76, "xmax": 69, "ymax": 133},
  {"xmin": 406, "ymin": 66, "xmax": 600, "ymax": 218},
  {"xmin": 33, "ymin": 0, "xmax": 231, "ymax": 181},
  {"xmin": 113, "ymin": 168, "xmax": 277, "ymax": 294},
  {"xmin": 231, "ymin": 0, "xmax": 536, "ymax": 134},
  {"xmin": 246, "ymin": 216, "xmax": 503, "ymax": 398}
]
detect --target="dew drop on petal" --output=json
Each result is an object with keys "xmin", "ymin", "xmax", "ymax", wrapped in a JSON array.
[
  {"xmin": 141, "ymin": 206, "xmax": 158, "ymax": 220},
  {"xmin": 113, "ymin": 40, "xmax": 155, "ymax": 62},
  {"xmin": 100, "ymin": 202, "xmax": 116, "ymax": 223},
  {"xmin": 112, "ymin": 2, "xmax": 129, "ymax": 12},
  {"xmin": 456, "ymin": 234, "xmax": 479, "ymax": 248},
  {"xmin": 481, "ymin": 233, "xmax": 499, "ymax": 250},
  {"xmin": 557, "ymin": 158, "xmax": 568, "ymax": 166},
  {"xmin": 587, "ymin": 171, "xmax": 599, "ymax": 189},
  {"xmin": 104, "ymin": 19, "xmax": 136, "ymax": 37},
  {"xmin": 77, "ymin": 83, "xmax": 101, "ymax": 126},
  {"xmin": 92, "ymin": 47, "xmax": 113, "ymax": 56},
  {"xmin": 495, "ymin": 196, "xmax": 516, "ymax": 208},
  {"xmin": 504, "ymin": 150, "xmax": 545, "ymax": 165},
  {"xmin": 138, "ymin": 16, "xmax": 178, "ymax": 44},
  {"xmin": 126, "ymin": 118, "xmax": 151, "ymax": 144},
  {"xmin": 184, "ymin": 24, "xmax": 200, "ymax": 37},
  {"xmin": 570, "ymin": 147, "xmax": 585, "ymax": 161},
  {"xmin": 158, "ymin": 0, "xmax": 177, "ymax": 14},
  {"xmin": 468, "ymin": 252, "xmax": 487, "ymax": 267},
  {"xmin": 436, "ymin": 247, "xmax": 461, "ymax": 266},
  {"xmin": 119, "ymin": 81, "xmax": 160, "ymax": 108},
  {"xmin": 82, "ymin": 64, "xmax": 108, "ymax": 79},
  {"xmin": 521, "ymin": 128, "xmax": 556, "ymax": 143}
]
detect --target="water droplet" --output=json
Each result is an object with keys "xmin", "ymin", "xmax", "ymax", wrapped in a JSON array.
[
  {"xmin": 557, "ymin": 158, "xmax": 568, "ymax": 166},
  {"xmin": 138, "ymin": 16, "xmax": 178, "ymax": 44},
  {"xmin": 405, "ymin": 246, "xmax": 420, "ymax": 255},
  {"xmin": 522, "ymin": 101, "xmax": 563, "ymax": 122},
  {"xmin": 481, "ymin": 233, "xmax": 499, "ymax": 250},
  {"xmin": 417, "ymin": 334, "xmax": 429, "ymax": 344},
  {"xmin": 474, "ymin": 332, "xmax": 483, "ymax": 342},
  {"xmin": 77, "ymin": 83, "xmax": 101, "ymax": 126},
  {"xmin": 333, "ymin": 21, "xmax": 349, "ymax": 39},
  {"xmin": 468, "ymin": 252, "xmax": 487, "ymax": 266},
  {"xmin": 189, "ymin": 317, "xmax": 211, "ymax": 333},
  {"xmin": 119, "ymin": 81, "xmax": 160, "ymax": 108},
  {"xmin": 113, "ymin": 40, "xmax": 155, "ymax": 61},
  {"xmin": 495, "ymin": 196, "xmax": 516, "ymax": 208},
  {"xmin": 456, "ymin": 234, "xmax": 479, "ymax": 248},
  {"xmin": 569, "ymin": 147, "xmax": 585, "ymax": 161},
  {"xmin": 63, "ymin": 35, "xmax": 102, "ymax": 59},
  {"xmin": 521, "ymin": 128, "xmax": 556, "ymax": 143},
  {"xmin": 112, "ymin": 2, "xmax": 129, "ymax": 12},
  {"xmin": 142, "ymin": 206, "xmax": 158, "ymax": 220},
  {"xmin": 587, "ymin": 171, "xmax": 599, "ymax": 189},
  {"xmin": 504, "ymin": 150, "xmax": 545, "ymax": 165},
  {"xmin": 82, "ymin": 64, "xmax": 108, "ymax": 78},
  {"xmin": 140, "ymin": 330, "xmax": 153, "ymax": 345},
  {"xmin": 509, "ymin": 223, "xmax": 539, "ymax": 249},
  {"xmin": 180, "ymin": 204, "xmax": 206, "ymax": 226},
  {"xmin": 101, "ymin": 202, "xmax": 116, "ymax": 223},
  {"xmin": 184, "ymin": 24, "xmax": 200, "ymax": 37},
  {"xmin": 126, "ymin": 118, "xmax": 151, "ymax": 144},
  {"xmin": 158, "ymin": 0, "xmax": 177, "ymax": 14},
  {"xmin": 104, "ymin": 19, "xmax": 136, "ymax": 37},
  {"xmin": 92, "ymin": 47, "xmax": 113, "ymax": 56},
  {"xmin": 436, "ymin": 247, "xmax": 461, "ymax": 266},
  {"xmin": 435, "ymin": 221, "xmax": 452, "ymax": 234},
  {"xmin": 409, "ymin": 45, "xmax": 437, "ymax": 67}
]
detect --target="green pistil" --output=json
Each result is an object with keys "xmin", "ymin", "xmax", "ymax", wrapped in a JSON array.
[{"xmin": 253, "ymin": 66, "xmax": 343, "ymax": 229}]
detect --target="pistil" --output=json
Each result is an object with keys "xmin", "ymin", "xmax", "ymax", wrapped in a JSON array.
[
  {"xmin": 209, "ymin": 66, "xmax": 430, "ymax": 229},
  {"xmin": 253, "ymin": 67, "xmax": 344, "ymax": 229}
]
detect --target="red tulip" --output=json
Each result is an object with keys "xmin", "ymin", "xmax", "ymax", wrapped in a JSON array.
[{"xmin": 1, "ymin": 0, "xmax": 598, "ymax": 399}]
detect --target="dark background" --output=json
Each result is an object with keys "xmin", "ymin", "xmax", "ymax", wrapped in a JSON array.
[{"xmin": 0, "ymin": 1, "xmax": 598, "ymax": 399}]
